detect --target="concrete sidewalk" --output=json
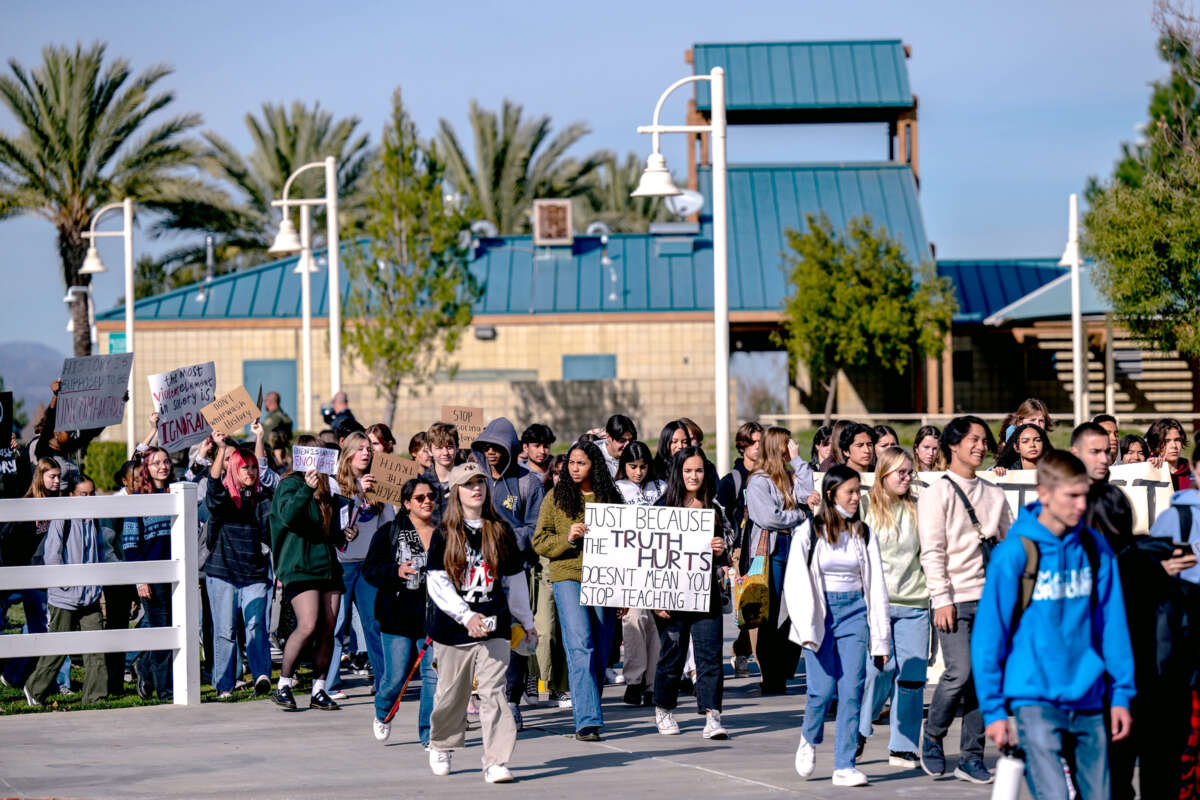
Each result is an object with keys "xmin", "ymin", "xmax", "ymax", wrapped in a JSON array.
[{"xmin": 0, "ymin": 672, "xmax": 1006, "ymax": 799}]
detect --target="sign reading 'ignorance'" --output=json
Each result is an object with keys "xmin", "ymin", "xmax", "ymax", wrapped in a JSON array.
[{"xmin": 580, "ymin": 502, "xmax": 714, "ymax": 612}]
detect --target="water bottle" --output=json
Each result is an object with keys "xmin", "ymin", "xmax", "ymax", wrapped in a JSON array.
[{"xmin": 992, "ymin": 745, "xmax": 1025, "ymax": 800}]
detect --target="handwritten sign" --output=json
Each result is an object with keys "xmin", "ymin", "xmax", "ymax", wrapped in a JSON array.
[
  {"xmin": 56, "ymin": 353, "xmax": 133, "ymax": 431},
  {"xmin": 366, "ymin": 451, "xmax": 422, "ymax": 505},
  {"xmin": 440, "ymin": 405, "xmax": 484, "ymax": 447},
  {"xmin": 580, "ymin": 502, "xmax": 715, "ymax": 612},
  {"xmin": 827, "ymin": 461, "xmax": 1173, "ymax": 535},
  {"xmin": 148, "ymin": 362, "xmax": 216, "ymax": 452},
  {"xmin": 293, "ymin": 445, "xmax": 338, "ymax": 475},
  {"xmin": 201, "ymin": 386, "xmax": 259, "ymax": 436},
  {"xmin": 0, "ymin": 447, "xmax": 18, "ymax": 477}
]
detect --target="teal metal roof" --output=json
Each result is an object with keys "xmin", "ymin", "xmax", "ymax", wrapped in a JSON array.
[
  {"xmin": 936, "ymin": 259, "xmax": 1067, "ymax": 323},
  {"xmin": 983, "ymin": 263, "xmax": 1109, "ymax": 325},
  {"xmin": 693, "ymin": 40, "xmax": 914, "ymax": 119},
  {"xmin": 100, "ymin": 162, "xmax": 933, "ymax": 320}
]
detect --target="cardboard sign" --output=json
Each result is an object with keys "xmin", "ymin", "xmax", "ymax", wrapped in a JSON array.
[
  {"xmin": 366, "ymin": 451, "xmax": 422, "ymax": 505},
  {"xmin": 201, "ymin": 386, "xmax": 260, "ymax": 436},
  {"xmin": 148, "ymin": 362, "xmax": 216, "ymax": 452},
  {"xmin": 440, "ymin": 405, "xmax": 484, "ymax": 447},
  {"xmin": 0, "ymin": 391, "xmax": 12, "ymax": 444},
  {"xmin": 293, "ymin": 445, "xmax": 338, "ymax": 475},
  {"xmin": 580, "ymin": 502, "xmax": 715, "ymax": 612},
  {"xmin": 0, "ymin": 447, "xmax": 18, "ymax": 477},
  {"xmin": 56, "ymin": 353, "xmax": 133, "ymax": 431},
  {"xmin": 824, "ymin": 461, "xmax": 1173, "ymax": 535}
]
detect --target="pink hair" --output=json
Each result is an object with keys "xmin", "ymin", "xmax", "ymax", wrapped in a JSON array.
[{"xmin": 222, "ymin": 447, "xmax": 259, "ymax": 509}]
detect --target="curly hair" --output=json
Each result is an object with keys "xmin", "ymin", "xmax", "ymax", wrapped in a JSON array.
[{"xmin": 553, "ymin": 441, "xmax": 622, "ymax": 519}]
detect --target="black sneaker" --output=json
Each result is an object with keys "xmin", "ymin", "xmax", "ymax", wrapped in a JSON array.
[
  {"xmin": 623, "ymin": 682, "xmax": 644, "ymax": 706},
  {"xmin": 856, "ymin": 732, "xmax": 867, "ymax": 760},
  {"xmin": 920, "ymin": 723, "xmax": 945, "ymax": 777},
  {"xmin": 889, "ymin": 750, "xmax": 919, "ymax": 769},
  {"xmin": 575, "ymin": 727, "xmax": 601, "ymax": 742},
  {"xmin": 954, "ymin": 759, "xmax": 993, "ymax": 785},
  {"xmin": 272, "ymin": 685, "xmax": 297, "ymax": 710},
  {"xmin": 254, "ymin": 675, "xmax": 271, "ymax": 696},
  {"xmin": 310, "ymin": 689, "xmax": 340, "ymax": 710}
]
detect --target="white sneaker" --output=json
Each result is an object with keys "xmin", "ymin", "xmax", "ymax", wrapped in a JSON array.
[
  {"xmin": 831, "ymin": 768, "xmax": 869, "ymax": 787},
  {"xmin": 553, "ymin": 691, "xmax": 572, "ymax": 709},
  {"xmin": 795, "ymin": 736, "xmax": 815, "ymax": 778},
  {"xmin": 655, "ymin": 707, "xmax": 681, "ymax": 735},
  {"xmin": 605, "ymin": 668, "xmax": 625, "ymax": 685},
  {"xmin": 328, "ymin": 690, "xmax": 347, "ymax": 701},
  {"xmin": 702, "ymin": 709, "xmax": 728, "ymax": 740},
  {"xmin": 372, "ymin": 717, "xmax": 391, "ymax": 742},
  {"xmin": 429, "ymin": 748, "xmax": 451, "ymax": 776},
  {"xmin": 483, "ymin": 764, "xmax": 513, "ymax": 783},
  {"xmin": 217, "ymin": 690, "xmax": 233, "ymax": 700}
]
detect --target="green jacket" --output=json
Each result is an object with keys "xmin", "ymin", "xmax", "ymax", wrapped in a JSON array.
[
  {"xmin": 270, "ymin": 474, "xmax": 343, "ymax": 586},
  {"xmin": 532, "ymin": 491, "xmax": 593, "ymax": 583}
]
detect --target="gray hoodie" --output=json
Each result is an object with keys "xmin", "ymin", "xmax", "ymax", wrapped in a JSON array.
[
  {"xmin": 471, "ymin": 417, "xmax": 546, "ymax": 557},
  {"xmin": 44, "ymin": 517, "xmax": 118, "ymax": 610},
  {"xmin": 743, "ymin": 456, "xmax": 815, "ymax": 558}
]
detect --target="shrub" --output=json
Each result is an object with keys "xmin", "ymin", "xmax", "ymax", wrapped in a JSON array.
[{"xmin": 83, "ymin": 441, "xmax": 128, "ymax": 493}]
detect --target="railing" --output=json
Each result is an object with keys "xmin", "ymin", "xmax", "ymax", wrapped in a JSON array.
[{"xmin": 0, "ymin": 483, "xmax": 201, "ymax": 705}]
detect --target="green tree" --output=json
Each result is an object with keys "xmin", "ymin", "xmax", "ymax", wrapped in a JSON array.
[
  {"xmin": 575, "ymin": 151, "xmax": 671, "ymax": 233},
  {"xmin": 343, "ymin": 90, "xmax": 481, "ymax": 427},
  {"xmin": 775, "ymin": 214, "xmax": 956, "ymax": 424},
  {"xmin": 0, "ymin": 42, "xmax": 219, "ymax": 356},
  {"xmin": 148, "ymin": 100, "xmax": 372, "ymax": 293},
  {"xmin": 437, "ymin": 100, "xmax": 606, "ymax": 234}
]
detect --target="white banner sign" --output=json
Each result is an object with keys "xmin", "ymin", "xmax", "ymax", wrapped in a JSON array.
[
  {"xmin": 56, "ymin": 353, "xmax": 133, "ymax": 431},
  {"xmin": 580, "ymin": 502, "xmax": 715, "ymax": 612},
  {"xmin": 830, "ymin": 461, "xmax": 1172, "ymax": 535},
  {"xmin": 293, "ymin": 445, "xmax": 338, "ymax": 475},
  {"xmin": 148, "ymin": 362, "xmax": 216, "ymax": 452}
]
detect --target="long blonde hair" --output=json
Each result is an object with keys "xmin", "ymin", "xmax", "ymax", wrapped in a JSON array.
[
  {"xmin": 866, "ymin": 447, "xmax": 916, "ymax": 533},
  {"xmin": 754, "ymin": 426, "xmax": 797, "ymax": 510},
  {"xmin": 337, "ymin": 432, "xmax": 381, "ymax": 512}
]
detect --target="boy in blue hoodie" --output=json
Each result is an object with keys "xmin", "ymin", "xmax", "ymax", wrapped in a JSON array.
[{"xmin": 972, "ymin": 450, "xmax": 1135, "ymax": 799}]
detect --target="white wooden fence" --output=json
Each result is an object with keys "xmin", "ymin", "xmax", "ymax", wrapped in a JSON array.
[{"xmin": 0, "ymin": 483, "xmax": 201, "ymax": 705}]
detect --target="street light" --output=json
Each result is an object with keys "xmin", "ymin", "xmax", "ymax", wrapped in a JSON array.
[
  {"xmin": 80, "ymin": 197, "xmax": 136, "ymax": 457},
  {"xmin": 268, "ymin": 156, "xmax": 343, "ymax": 428},
  {"xmin": 1059, "ymin": 193, "xmax": 1086, "ymax": 426},
  {"xmin": 633, "ymin": 67, "xmax": 730, "ymax": 475}
]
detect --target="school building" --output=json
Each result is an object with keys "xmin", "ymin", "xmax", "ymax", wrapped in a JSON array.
[{"xmin": 95, "ymin": 39, "xmax": 1197, "ymax": 442}]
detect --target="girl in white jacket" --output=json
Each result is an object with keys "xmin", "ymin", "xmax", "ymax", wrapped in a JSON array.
[{"xmin": 782, "ymin": 464, "xmax": 891, "ymax": 788}]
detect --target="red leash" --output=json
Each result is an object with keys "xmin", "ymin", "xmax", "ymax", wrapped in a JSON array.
[{"xmin": 382, "ymin": 636, "xmax": 433, "ymax": 724}]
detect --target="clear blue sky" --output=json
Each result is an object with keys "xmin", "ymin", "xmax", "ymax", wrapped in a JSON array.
[{"xmin": 0, "ymin": 0, "xmax": 1163, "ymax": 355}]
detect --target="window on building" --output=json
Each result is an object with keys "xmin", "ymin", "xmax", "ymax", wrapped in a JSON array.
[{"xmin": 562, "ymin": 354, "xmax": 616, "ymax": 381}]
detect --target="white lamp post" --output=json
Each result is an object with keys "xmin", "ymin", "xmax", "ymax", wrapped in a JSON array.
[
  {"xmin": 632, "ymin": 67, "xmax": 730, "ymax": 475},
  {"xmin": 269, "ymin": 157, "xmax": 342, "ymax": 427},
  {"xmin": 80, "ymin": 197, "xmax": 136, "ymax": 456},
  {"xmin": 1059, "ymin": 193, "xmax": 1086, "ymax": 426}
]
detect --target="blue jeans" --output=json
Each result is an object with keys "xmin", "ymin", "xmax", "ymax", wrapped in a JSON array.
[
  {"xmin": 859, "ymin": 604, "xmax": 929, "ymax": 753},
  {"xmin": 553, "ymin": 580, "xmax": 616, "ymax": 733},
  {"xmin": 1015, "ymin": 705, "xmax": 1109, "ymax": 799},
  {"xmin": 375, "ymin": 633, "xmax": 437, "ymax": 746},
  {"xmin": 205, "ymin": 576, "xmax": 270, "ymax": 693},
  {"xmin": 802, "ymin": 591, "xmax": 868, "ymax": 770},
  {"xmin": 1, "ymin": 589, "xmax": 47, "ymax": 686},
  {"xmin": 326, "ymin": 561, "xmax": 383, "ymax": 691}
]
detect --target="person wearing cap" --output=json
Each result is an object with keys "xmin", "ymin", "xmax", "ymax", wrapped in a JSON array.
[{"xmin": 425, "ymin": 461, "xmax": 537, "ymax": 784}]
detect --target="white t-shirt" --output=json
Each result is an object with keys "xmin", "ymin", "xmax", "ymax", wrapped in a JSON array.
[{"xmin": 817, "ymin": 535, "xmax": 862, "ymax": 592}]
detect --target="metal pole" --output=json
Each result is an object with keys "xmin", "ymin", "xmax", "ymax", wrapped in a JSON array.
[
  {"xmin": 1068, "ymin": 194, "xmax": 1084, "ymax": 426},
  {"xmin": 300, "ymin": 204, "xmax": 314, "ymax": 432},
  {"xmin": 123, "ymin": 198, "xmax": 135, "ymax": 458},
  {"xmin": 1105, "ymin": 315, "xmax": 1115, "ymax": 415},
  {"xmin": 325, "ymin": 156, "xmax": 341, "ymax": 397},
  {"xmin": 710, "ymin": 67, "xmax": 730, "ymax": 476}
]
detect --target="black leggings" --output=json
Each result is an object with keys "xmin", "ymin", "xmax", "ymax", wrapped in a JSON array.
[{"xmin": 281, "ymin": 588, "xmax": 341, "ymax": 681}]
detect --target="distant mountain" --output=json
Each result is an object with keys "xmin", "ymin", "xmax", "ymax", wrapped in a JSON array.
[{"xmin": 0, "ymin": 341, "xmax": 67, "ymax": 434}]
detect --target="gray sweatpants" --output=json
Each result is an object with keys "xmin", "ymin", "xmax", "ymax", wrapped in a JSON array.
[{"xmin": 430, "ymin": 638, "xmax": 515, "ymax": 769}]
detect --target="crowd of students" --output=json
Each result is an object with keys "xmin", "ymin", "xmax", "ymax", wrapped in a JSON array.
[{"xmin": 2, "ymin": 384, "xmax": 1199, "ymax": 796}]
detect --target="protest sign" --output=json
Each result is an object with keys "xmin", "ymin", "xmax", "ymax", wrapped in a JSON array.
[
  {"xmin": 293, "ymin": 445, "xmax": 338, "ymax": 475},
  {"xmin": 148, "ymin": 362, "xmax": 216, "ymax": 452},
  {"xmin": 201, "ymin": 386, "xmax": 260, "ymax": 436},
  {"xmin": 821, "ymin": 461, "xmax": 1172, "ymax": 534},
  {"xmin": 55, "ymin": 353, "xmax": 133, "ymax": 431},
  {"xmin": 0, "ymin": 391, "xmax": 11, "ymax": 444},
  {"xmin": 580, "ymin": 502, "xmax": 715, "ymax": 612},
  {"xmin": 440, "ymin": 405, "xmax": 484, "ymax": 447},
  {"xmin": 0, "ymin": 448, "xmax": 17, "ymax": 477},
  {"xmin": 366, "ymin": 451, "xmax": 422, "ymax": 505}
]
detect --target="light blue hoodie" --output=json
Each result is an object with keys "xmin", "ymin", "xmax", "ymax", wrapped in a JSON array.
[
  {"xmin": 972, "ymin": 502, "xmax": 1136, "ymax": 727},
  {"xmin": 1149, "ymin": 489, "xmax": 1200, "ymax": 585}
]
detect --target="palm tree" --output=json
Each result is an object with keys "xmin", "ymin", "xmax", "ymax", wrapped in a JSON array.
[
  {"xmin": 0, "ymin": 42, "xmax": 218, "ymax": 356},
  {"xmin": 150, "ymin": 101, "xmax": 372, "ymax": 282},
  {"xmin": 437, "ymin": 100, "xmax": 607, "ymax": 234},
  {"xmin": 575, "ymin": 151, "xmax": 672, "ymax": 233}
]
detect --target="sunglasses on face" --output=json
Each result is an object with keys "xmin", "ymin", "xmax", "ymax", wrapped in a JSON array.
[{"xmin": 410, "ymin": 493, "xmax": 434, "ymax": 502}]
